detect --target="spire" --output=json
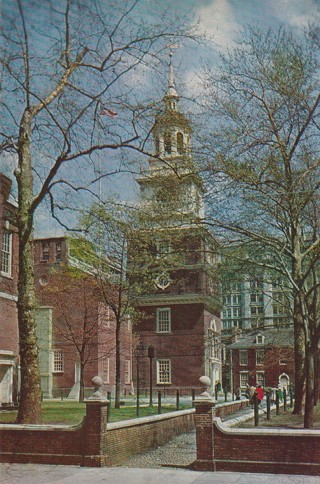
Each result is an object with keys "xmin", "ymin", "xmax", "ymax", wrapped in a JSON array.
[
  {"xmin": 167, "ymin": 51, "xmax": 178, "ymax": 98},
  {"xmin": 164, "ymin": 51, "xmax": 179, "ymax": 111}
]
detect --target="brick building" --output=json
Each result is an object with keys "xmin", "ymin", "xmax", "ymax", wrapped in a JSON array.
[
  {"xmin": 220, "ymin": 272, "xmax": 294, "ymax": 393},
  {"xmin": 0, "ymin": 173, "xmax": 19, "ymax": 405},
  {"xmin": 228, "ymin": 327, "xmax": 294, "ymax": 391},
  {"xmin": 131, "ymin": 54, "xmax": 221, "ymax": 396},
  {"xmin": 34, "ymin": 236, "xmax": 133, "ymax": 399}
]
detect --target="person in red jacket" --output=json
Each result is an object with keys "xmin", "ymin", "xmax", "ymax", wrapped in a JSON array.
[{"xmin": 256, "ymin": 385, "xmax": 264, "ymax": 404}]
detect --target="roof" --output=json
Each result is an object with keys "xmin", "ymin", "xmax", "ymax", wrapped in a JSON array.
[
  {"xmin": 228, "ymin": 326, "xmax": 294, "ymax": 349},
  {"xmin": 153, "ymin": 111, "xmax": 192, "ymax": 131}
]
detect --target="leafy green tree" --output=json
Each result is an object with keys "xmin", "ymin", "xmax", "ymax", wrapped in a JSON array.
[
  {"xmin": 200, "ymin": 26, "xmax": 320, "ymax": 427},
  {"xmin": 80, "ymin": 202, "xmax": 155, "ymax": 408}
]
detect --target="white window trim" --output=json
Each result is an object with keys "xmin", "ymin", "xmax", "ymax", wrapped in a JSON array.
[
  {"xmin": 52, "ymin": 350, "xmax": 64, "ymax": 373},
  {"xmin": 1, "ymin": 231, "xmax": 12, "ymax": 277},
  {"xmin": 256, "ymin": 334, "xmax": 265, "ymax": 345},
  {"xmin": 256, "ymin": 349, "xmax": 264, "ymax": 366},
  {"xmin": 41, "ymin": 241, "xmax": 49, "ymax": 262},
  {"xmin": 240, "ymin": 371, "xmax": 249, "ymax": 387},
  {"xmin": 156, "ymin": 241, "xmax": 170, "ymax": 259},
  {"xmin": 124, "ymin": 359, "xmax": 131, "ymax": 384},
  {"xmin": 239, "ymin": 350, "xmax": 248, "ymax": 366},
  {"xmin": 156, "ymin": 308, "xmax": 171, "ymax": 333},
  {"xmin": 256, "ymin": 371, "xmax": 265, "ymax": 386},
  {"xmin": 156, "ymin": 359, "xmax": 171, "ymax": 384},
  {"xmin": 103, "ymin": 357, "xmax": 110, "ymax": 383}
]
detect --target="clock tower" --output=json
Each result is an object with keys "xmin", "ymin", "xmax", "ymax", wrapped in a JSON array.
[{"xmin": 132, "ymin": 53, "xmax": 221, "ymax": 396}]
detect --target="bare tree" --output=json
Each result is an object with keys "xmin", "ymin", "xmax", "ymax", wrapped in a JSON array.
[
  {"xmin": 0, "ymin": 0, "xmax": 196, "ymax": 422},
  {"xmin": 199, "ymin": 26, "xmax": 320, "ymax": 428},
  {"xmin": 40, "ymin": 265, "xmax": 115, "ymax": 402}
]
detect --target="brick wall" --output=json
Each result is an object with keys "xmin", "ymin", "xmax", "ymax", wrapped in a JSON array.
[
  {"xmin": 193, "ymin": 398, "xmax": 320, "ymax": 476},
  {"xmin": 105, "ymin": 410, "xmax": 194, "ymax": 465},
  {"xmin": 0, "ymin": 401, "xmax": 194, "ymax": 467}
]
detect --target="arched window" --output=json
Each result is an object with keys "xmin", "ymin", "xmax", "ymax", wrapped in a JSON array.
[
  {"xmin": 177, "ymin": 132, "xmax": 184, "ymax": 154},
  {"xmin": 164, "ymin": 132, "xmax": 172, "ymax": 154},
  {"xmin": 155, "ymin": 137, "xmax": 160, "ymax": 154}
]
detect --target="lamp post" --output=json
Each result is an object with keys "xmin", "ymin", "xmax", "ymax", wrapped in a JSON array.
[
  {"xmin": 148, "ymin": 345, "xmax": 154, "ymax": 406},
  {"xmin": 134, "ymin": 342, "xmax": 145, "ymax": 417}
]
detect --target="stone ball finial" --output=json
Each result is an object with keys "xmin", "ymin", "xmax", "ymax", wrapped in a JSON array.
[
  {"xmin": 92, "ymin": 376, "xmax": 103, "ymax": 389},
  {"xmin": 199, "ymin": 376, "xmax": 211, "ymax": 389},
  {"xmin": 86, "ymin": 375, "xmax": 107, "ymax": 401},
  {"xmin": 198, "ymin": 375, "xmax": 214, "ymax": 401}
]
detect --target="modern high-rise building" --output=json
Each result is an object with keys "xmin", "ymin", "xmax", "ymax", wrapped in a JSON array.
[{"xmin": 221, "ymin": 276, "xmax": 292, "ymax": 332}]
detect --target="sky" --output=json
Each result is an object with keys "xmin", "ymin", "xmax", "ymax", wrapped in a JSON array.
[{"xmin": 2, "ymin": 0, "xmax": 320, "ymax": 237}]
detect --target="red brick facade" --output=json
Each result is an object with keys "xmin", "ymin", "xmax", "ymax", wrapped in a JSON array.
[
  {"xmin": 135, "ymin": 303, "xmax": 218, "ymax": 394},
  {"xmin": 228, "ymin": 328, "xmax": 295, "ymax": 392},
  {"xmin": 0, "ymin": 173, "xmax": 19, "ymax": 404},
  {"xmin": 34, "ymin": 237, "xmax": 133, "ymax": 398}
]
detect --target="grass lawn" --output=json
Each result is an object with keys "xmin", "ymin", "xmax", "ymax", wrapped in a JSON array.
[
  {"xmin": 0, "ymin": 401, "xmax": 190, "ymax": 425},
  {"xmin": 238, "ymin": 403, "xmax": 320, "ymax": 429}
]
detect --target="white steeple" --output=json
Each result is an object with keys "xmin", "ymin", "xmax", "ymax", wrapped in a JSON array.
[{"xmin": 165, "ymin": 51, "xmax": 179, "ymax": 110}]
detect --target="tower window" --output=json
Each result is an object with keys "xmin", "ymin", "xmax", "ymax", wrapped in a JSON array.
[
  {"xmin": 55, "ymin": 241, "xmax": 62, "ymax": 262},
  {"xmin": 156, "ymin": 308, "xmax": 171, "ymax": 333},
  {"xmin": 41, "ymin": 242, "xmax": 49, "ymax": 262},
  {"xmin": 177, "ymin": 132, "xmax": 184, "ymax": 154},
  {"xmin": 164, "ymin": 132, "xmax": 172, "ymax": 154}
]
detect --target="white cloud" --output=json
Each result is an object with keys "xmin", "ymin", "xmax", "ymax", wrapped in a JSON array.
[
  {"xmin": 195, "ymin": 0, "xmax": 240, "ymax": 49},
  {"xmin": 270, "ymin": 0, "xmax": 320, "ymax": 27}
]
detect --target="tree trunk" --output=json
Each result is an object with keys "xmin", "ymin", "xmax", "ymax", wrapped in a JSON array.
[
  {"xmin": 16, "ymin": 110, "xmax": 42, "ymax": 423},
  {"xmin": 304, "ymin": 342, "xmax": 315, "ymax": 429},
  {"xmin": 314, "ymin": 349, "xmax": 319, "ymax": 406},
  {"xmin": 79, "ymin": 360, "xmax": 85, "ymax": 402},
  {"xmin": 115, "ymin": 320, "xmax": 121, "ymax": 408},
  {"xmin": 292, "ymin": 296, "xmax": 305, "ymax": 415}
]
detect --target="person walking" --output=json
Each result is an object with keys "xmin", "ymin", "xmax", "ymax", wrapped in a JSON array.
[{"xmin": 256, "ymin": 384, "xmax": 264, "ymax": 405}]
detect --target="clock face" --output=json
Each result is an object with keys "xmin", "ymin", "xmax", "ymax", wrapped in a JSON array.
[{"xmin": 155, "ymin": 272, "xmax": 171, "ymax": 290}]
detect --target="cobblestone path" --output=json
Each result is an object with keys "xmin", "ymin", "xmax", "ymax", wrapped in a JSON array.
[
  {"xmin": 120, "ymin": 430, "xmax": 196, "ymax": 469},
  {"xmin": 120, "ymin": 404, "xmax": 258, "ymax": 469}
]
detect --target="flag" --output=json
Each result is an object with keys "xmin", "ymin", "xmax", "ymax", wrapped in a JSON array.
[{"xmin": 99, "ymin": 107, "xmax": 118, "ymax": 117}]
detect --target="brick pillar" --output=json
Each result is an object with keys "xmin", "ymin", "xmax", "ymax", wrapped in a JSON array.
[
  {"xmin": 82, "ymin": 400, "xmax": 109, "ymax": 467},
  {"xmin": 191, "ymin": 376, "xmax": 216, "ymax": 472},
  {"xmin": 193, "ymin": 397, "xmax": 216, "ymax": 471}
]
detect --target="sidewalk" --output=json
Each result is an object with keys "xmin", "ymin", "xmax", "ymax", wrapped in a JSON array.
[{"xmin": 0, "ymin": 463, "xmax": 319, "ymax": 483}]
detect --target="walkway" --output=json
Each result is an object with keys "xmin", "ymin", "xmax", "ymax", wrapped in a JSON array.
[{"xmin": 121, "ymin": 401, "xmax": 258, "ymax": 469}]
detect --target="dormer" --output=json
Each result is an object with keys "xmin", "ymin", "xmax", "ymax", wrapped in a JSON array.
[{"xmin": 255, "ymin": 333, "xmax": 265, "ymax": 345}]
